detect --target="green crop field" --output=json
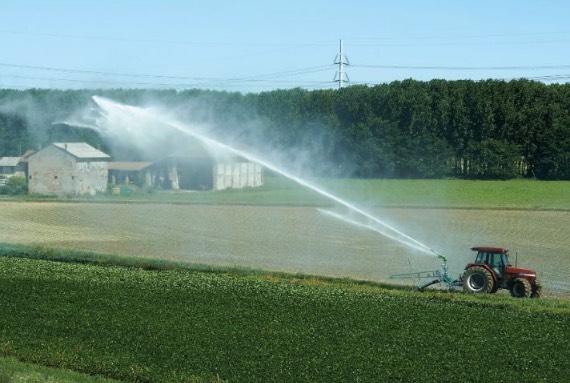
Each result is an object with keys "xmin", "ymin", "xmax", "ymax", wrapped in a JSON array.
[
  {"xmin": 0, "ymin": 252, "xmax": 569, "ymax": 383},
  {"xmin": 1, "ymin": 179, "xmax": 569, "ymax": 382}
]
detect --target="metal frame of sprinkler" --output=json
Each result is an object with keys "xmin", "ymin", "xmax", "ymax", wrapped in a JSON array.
[{"xmin": 390, "ymin": 250, "xmax": 462, "ymax": 291}]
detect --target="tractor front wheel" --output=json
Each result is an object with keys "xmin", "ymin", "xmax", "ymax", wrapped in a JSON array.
[
  {"xmin": 510, "ymin": 278, "xmax": 531, "ymax": 298},
  {"xmin": 463, "ymin": 266, "xmax": 495, "ymax": 294}
]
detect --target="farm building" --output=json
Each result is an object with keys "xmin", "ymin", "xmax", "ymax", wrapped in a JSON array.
[
  {"xmin": 28, "ymin": 143, "xmax": 110, "ymax": 196},
  {"xmin": 213, "ymin": 162, "xmax": 264, "ymax": 191},
  {"xmin": 153, "ymin": 139, "xmax": 263, "ymax": 191},
  {"xmin": 18, "ymin": 149, "xmax": 36, "ymax": 177},
  {"xmin": 108, "ymin": 161, "xmax": 153, "ymax": 187},
  {"xmin": 0, "ymin": 156, "xmax": 25, "ymax": 176}
]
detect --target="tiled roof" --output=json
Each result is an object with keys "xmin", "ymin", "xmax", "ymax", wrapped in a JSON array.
[
  {"xmin": 0, "ymin": 157, "xmax": 21, "ymax": 167},
  {"xmin": 52, "ymin": 143, "xmax": 110, "ymax": 159}
]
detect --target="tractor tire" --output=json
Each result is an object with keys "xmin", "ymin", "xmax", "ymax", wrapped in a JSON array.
[
  {"xmin": 531, "ymin": 280, "xmax": 542, "ymax": 298},
  {"xmin": 510, "ymin": 278, "xmax": 531, "ymax": 298},
  {"xmin": 462, "ymin": 266, "xmax": 495, "ymax": 294}
]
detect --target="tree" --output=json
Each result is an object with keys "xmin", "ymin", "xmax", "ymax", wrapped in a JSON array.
[
  {"xmin": 533, "ymin": 117, "xmax": 570, "ymax": 179},
  {"xmin": 0, "ymin": 113, "xmax": 30, "ymax": 155},
  {"xmin": 465, "ymin": 139, "xmax": 522, "ymax": 179}
]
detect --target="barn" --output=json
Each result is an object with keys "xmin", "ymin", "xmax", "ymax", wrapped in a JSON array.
[
  {"xmin": 0, "ymin": 156, "xmax": 25, "ymax": 176},
  {"xmin": 153, "ymin": 139, "xmax": 263, "ymax": 191},
  {"xmin": 28, "ymin": 143, "xmax": 110, "ymax": 196},
  {"xmin": 108, "ymin": 161, "xmax": 153, "ymax": 188},
  {"xmin": 213, "ymin": 161, "xmax": 264, "ymax": 191}
]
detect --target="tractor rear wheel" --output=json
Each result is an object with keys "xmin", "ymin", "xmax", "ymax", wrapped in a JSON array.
[
  {"xmin": 531, "ymin": 280, "xmax": 542, "ymax": 298},
  {"xmin": 463, "ymin": 266, "xmax": 495, "ymax": 294},
  {"xmin": 510, "ymin": 278, "xmax": 531, "ymax": 298}
]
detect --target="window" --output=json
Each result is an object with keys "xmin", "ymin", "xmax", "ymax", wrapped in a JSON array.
[
  {"xmin": 490, "ymin": 253, "xmax": 503, "ymax": 277},
  {"xmin": 475, "ymin": 252, "xmax": 486, "ymax": 264}
]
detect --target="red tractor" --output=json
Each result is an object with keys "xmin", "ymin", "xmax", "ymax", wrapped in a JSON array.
[{"xmin": 462, "ymin": 246, "xmax": 541, "ymax": 298}]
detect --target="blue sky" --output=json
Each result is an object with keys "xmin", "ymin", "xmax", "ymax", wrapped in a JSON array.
[{"xmin": 1, "ymin": 0, "xmax": 569, "ymax": 93}]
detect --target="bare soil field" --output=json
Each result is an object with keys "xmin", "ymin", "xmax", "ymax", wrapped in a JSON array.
[{"xmin": 1, "ymin": 201, "xmax": 568, "ymax": 297}]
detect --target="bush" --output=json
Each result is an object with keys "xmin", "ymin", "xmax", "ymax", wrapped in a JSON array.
[{"xmin": 0, "ymin": 175, "xmax": 27, "ymax": 195}]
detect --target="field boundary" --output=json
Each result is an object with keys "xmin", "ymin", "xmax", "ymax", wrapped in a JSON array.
[{"xmin": 1, "ymin": 196, "xmax": 569, "ymax": 212}]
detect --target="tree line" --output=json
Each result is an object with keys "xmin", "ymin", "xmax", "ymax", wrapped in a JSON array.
[{"xmin": 0, "ymin": 79, "xmax": 569, "ymax": 180}]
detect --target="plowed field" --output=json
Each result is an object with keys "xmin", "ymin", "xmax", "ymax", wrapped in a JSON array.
[{"xmin": 1, "ymin": 201, "xmax": 568, "ymax": 296}]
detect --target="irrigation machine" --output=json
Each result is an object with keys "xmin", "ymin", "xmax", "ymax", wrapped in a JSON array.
[{"xmin": 391, "ymin": 246, "xmax": 542, "ymax": 298}]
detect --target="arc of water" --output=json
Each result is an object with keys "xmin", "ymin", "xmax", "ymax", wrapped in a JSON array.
[
  {"xmin": 91, "ymin": 96, "xmax": 438, "ymax": 257},
  {"xmin": 318, "ymin": 209, "xmax": 433, "ymax": 255}
]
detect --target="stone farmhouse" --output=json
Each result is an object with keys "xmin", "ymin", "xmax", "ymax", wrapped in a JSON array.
[{"xmin": 28, "ymin": 143, "xmax": 110, "ymax": 196}]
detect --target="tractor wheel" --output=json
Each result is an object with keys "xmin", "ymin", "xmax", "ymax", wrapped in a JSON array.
[
  {"xmin": 531, "ymin": 280, "xmax": 542, "ymax": 298},
  {"xmin": 510, "ymin": 278, "xmax": 531, "ymax": 298},
  {"xmin": 462, "ymin": 266, "xmax": 495, "ymax": 294}
]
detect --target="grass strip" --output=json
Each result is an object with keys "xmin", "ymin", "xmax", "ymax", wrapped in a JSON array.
[
  {"xmin": 3, "ymin": 178, "xmax": 569, "ymax": 209},
  {"xmin": 0, "ymin": 356, "xmax": 123, "ymax": 383}
]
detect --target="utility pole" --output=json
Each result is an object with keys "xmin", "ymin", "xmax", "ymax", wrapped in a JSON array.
[{"xmin": 334, "ymin": 39, "xmax": 349, "ymax": 89}]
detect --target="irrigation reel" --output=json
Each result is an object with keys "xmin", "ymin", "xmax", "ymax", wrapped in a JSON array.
[{"xmin": 390, "ymin": 250, "xmax": 462, "ymax": 292}]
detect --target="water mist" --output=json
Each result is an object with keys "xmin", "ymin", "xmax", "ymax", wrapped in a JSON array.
[{"xmin": 84, "ymin": 96, "xmax": 440, "ymax": 257}]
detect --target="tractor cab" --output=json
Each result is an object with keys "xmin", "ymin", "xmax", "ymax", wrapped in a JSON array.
[{"xmin": 472, "ymin": 247, "xmax": 510, "ymax": 280}]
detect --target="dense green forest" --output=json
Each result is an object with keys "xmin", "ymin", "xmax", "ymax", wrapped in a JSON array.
[{"xmin": 0, "ymin": 79, "xmax": 569, "ymax": 179}]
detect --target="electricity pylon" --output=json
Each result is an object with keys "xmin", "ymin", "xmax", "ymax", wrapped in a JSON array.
[{"xmin": 334, "ymin": 39, "xmax": 350, "ymax": 89}]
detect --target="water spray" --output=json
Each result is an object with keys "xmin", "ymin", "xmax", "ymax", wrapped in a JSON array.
[
  {"xmin": 318, "ymin": 209, "xmax": 434, "ymax": 255},
  {"xmin": 89, "ymin": 96, "xmax": 439, "ymax": 258},
  {"xmin": 75, "ymin": 95, "xmax": 458, "ymax": 289},
  {"xmin": 431, "ymin": 248, "xmax": 447, "ymax": 261}
]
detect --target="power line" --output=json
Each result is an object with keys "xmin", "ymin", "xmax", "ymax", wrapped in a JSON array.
[
  {"xmin": 2, "ymin": 50, "xmax": 569, "ymax": 91},
  {"xmin": 352, "ymin": 64, "xmax": 570, "ymax": 71},
  {"xmin": 0, "ymin": 62, "xmax": 331, "ymax": 81},
  {"xmin": 0, "ymin": 62, "xmax": 218, "ymax": 80},
  {"xmin": 526, "ymin": 74, "xmax": 570, "ymax": 82},
  {"xmin": 0, "ymin": 66, "xmax": 335, "ymax": 90},
  {"xmin": 0, "ymin": 74, "xmax": 189, "ymax": 88},
  {"xmin": 0, "ymin": 62, "xmax": 334, "ymax": 90}
]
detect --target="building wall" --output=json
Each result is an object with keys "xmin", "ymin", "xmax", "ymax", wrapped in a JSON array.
[
  {"xmin": 213, "ymin": 162, "xmax": 263, "ymax": 191},
  {"xmin": 0, "ymin": 166, "xmax": 15, "ymax": 174},
  {"xmin": 75, "ymin": 161, "xmax": 108, "ymax": 195},
  {"xmin": 28, "ymin": 146, "xmax": 108, "ymax": 196}
]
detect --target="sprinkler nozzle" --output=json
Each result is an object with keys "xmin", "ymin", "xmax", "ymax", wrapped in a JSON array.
[{"xmin": 431, "ymin": 249, "xmax": 447, "ymax": 262}]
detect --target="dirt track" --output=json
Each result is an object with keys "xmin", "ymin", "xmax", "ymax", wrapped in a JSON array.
[{"xmin": 1, "ymin": 201, "xmax": 568, "ymax": 297}]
